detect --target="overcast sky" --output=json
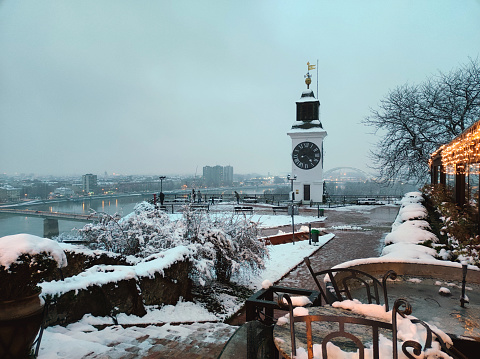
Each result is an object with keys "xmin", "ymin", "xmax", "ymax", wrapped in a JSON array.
[{"xmin": 1, "ymin": 1, "xmax": 480, "ymax": 177}]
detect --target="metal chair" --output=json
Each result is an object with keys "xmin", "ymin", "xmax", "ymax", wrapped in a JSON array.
[
  {"xmin": 304, "ymin": 257, "xmax": 397, "ymax": 311},
  {"xmin": 245, "ymin": 285, "xmax": 321, "ymax": 325},
  {"xmin": 281, "ymin": 295, "xmax": 465, "ymax": 359},
  {"xmin": 244, "ymin": 286, "xmax": 321, "ymax": 359}
]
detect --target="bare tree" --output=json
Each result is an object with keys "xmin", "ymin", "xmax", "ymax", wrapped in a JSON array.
[{"xmin": 364, "ymin": 58, "xmax": 480, "ymax": 183}]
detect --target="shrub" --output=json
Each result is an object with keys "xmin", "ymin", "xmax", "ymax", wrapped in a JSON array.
[
  {"xmin": 0, "ymin": 235, "xmax": 67, "ymax": 301},
  {"xmin": 0, "ymin": 253, "xmax": 59, "ymax": 301},
  {"xmin": 77, "ymin": 202, "xmax": 267, "ymax": 285},
  {"xmin": 422, "ymin": 184, "xmax": 480, "ymax": 266}
]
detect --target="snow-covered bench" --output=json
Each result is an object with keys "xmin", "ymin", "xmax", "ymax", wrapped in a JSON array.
[{"xmin": 234, "ymin": 206, "xmax": 253, "ymax": 214}]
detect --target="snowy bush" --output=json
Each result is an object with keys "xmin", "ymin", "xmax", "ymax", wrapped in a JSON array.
[
  {"xmin": 0, "ymin": 234, "xmax": 67, "ymax": 300},
  {"xmin": 385, "ymin": 222, "xmax": 438, "ymax": 246},
  {"xmin": 180, "ymin": 205, "xmax": 267, "ymax": 284},
  {"xmin": 422, "ymin": 185, "xmax": 480, "ymax": 267},
  {"xmin": 77, "ymin": 202, "xmax": 267, "ymax": 285},
  {"xmin": 400, "ymin": 191, "xmax": 424, "ymax": 205}
]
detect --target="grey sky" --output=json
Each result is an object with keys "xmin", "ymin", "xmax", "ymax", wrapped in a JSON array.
[{"xmin": 1, "ymin": 1, "xmax": 479, "ymax": 177}]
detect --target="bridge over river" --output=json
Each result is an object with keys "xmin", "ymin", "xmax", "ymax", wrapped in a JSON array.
[{"xmin": 0, "ymin": 208, "xmax": 101, "ymax": 238}]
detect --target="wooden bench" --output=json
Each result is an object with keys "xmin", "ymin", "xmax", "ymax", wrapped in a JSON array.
[
  {"xmin": 243, "ymin": 196, "xmax": 258, "ymax": 203},
  {"xmin": 272, "ymin": 206, "xmax": 289, "ymax": 215},
  {"xmin": 234, "ymin": 206, "xmax": 253, "ymax": 214},
  {"xmin": 190, "ymin": 204, "xmax": 209, "ymax": 212}
]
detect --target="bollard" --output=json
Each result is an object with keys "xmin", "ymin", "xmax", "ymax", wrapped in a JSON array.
[
  {"xmin": 460, "ymin": 263, "xmax": 468, "ymax": 307},
  {"xmin": 309, "ymin": 223, "xmax": 312, "ymax": 245}
]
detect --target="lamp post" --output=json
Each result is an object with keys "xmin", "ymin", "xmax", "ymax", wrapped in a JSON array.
[
  {"xmin": 159, "ymin": 176, "xmax": 166, "ymax": 206},
  {"xmin": 159, "ymin": 176, "xmax": 166, "ymax": 193},
  {"xmin": 287, "ymin": 174, "xmax": 297, "ymax": 245}
]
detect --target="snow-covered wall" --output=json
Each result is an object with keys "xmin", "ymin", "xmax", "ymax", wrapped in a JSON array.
[{"xmin": 38, "ymin": 245, "xmax": 193, "ymax": 326}]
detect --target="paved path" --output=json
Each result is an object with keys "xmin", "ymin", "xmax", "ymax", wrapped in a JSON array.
[
  {"xmin": 227, "ymin": 205, "xmax": 398, "ymax": 328},
  {"xmin": 278, "ymin": 205, "xmax": 399, "ymax": 290}
]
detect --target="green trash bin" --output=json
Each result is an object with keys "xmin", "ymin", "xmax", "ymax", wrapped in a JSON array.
[
  {"xmin": 318, "ymin": 208, "xmax": 325, "ymax": 216},
  {"xmin": 311, "ymin": 229, "xmax": 320, "ymax": 243}
]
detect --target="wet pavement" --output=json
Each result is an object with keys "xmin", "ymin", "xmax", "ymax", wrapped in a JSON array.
[
  {"xmin": 278, "ymin": 205, "xmax": 399, "ymax": 290},
  {"xmin": 226, "ymin": 205, "xmax": 399, "ymax": 328}
]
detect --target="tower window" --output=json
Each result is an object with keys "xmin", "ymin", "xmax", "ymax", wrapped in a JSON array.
[{"xmin": 296, "ymin": 102, "xmax": 319, "ymax": 121}]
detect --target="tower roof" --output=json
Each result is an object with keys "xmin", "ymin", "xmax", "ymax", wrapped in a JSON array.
[{"xmin": 296, "ymin": 89, "xmax": 318, "ymax": 103}]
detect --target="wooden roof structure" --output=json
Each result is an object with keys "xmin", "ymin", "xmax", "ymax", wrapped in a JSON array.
[{"xmin": 430, "ymin": 119, "xmax": 480, "ymax": 174}]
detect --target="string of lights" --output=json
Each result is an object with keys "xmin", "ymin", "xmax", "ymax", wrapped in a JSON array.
[{"xmin": 430, "ymin": 120, "xmax": 480, "ymax": 175}]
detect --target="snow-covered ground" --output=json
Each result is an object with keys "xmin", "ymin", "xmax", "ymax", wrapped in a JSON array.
[
  {"xmin": 8, "ymin": 197, "xmax": 472, "ymax": 358},
  {"xmin": 37, "ymin": 232, "xmax": 334, "ymax": 358},
  {"xmin": 34, "ymin": 205, "xmax": 393, "ymax": 358},
  {"xmin": 164, "ymin": 211, "xmax": 326, "ymax": 229}
]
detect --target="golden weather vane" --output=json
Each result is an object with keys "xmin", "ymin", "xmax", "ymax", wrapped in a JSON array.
[{"xmin": 304, "ymin": 61, "xmax": 316, "ymax": 89}]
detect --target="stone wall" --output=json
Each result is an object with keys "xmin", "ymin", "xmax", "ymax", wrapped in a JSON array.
[
  {"xmin": 139, "ymin": 259, "xmax": 192, "ymax": 306},
  {"xmin": 42, "ymin": 246, "xmax": 192, "ymax": 326},
  {"xmin": 44, "ymin": 247, "xmax": 132, "ymax": 281},
  {"xmin": 45, "ymin": 278, "xmax": 147, "ymax": 326},
  {"xmin": 342, "ymin": 261, "xmax": 480, "ymax": 284}
]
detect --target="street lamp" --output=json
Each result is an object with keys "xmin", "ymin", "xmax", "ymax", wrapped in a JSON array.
[
  {"xmin": 159, "ymin": 176, "xmax": 166, "ymax": 206},
  {"xmin": 159, "ymin": 176, "xmax": 166, "ymax": 193},
  {"xmin": 287, "ymin": 174, "xmax": 297, "ymax": 245}
]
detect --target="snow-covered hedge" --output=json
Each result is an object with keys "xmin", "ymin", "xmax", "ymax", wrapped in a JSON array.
[
  {"xmin": 382, "ymin": 192, "xmax": 439, "ymax": 261},
  {"xmin": 423, "ymin": 184, "xmax": 480, "ymax": 267},
  {"xmin": 0, "ymin": 234, "xmax": 67, "ymax": 300},
  {"xmin": 73, "ymin": 202, "xmax": 267, "ymax": 285}
]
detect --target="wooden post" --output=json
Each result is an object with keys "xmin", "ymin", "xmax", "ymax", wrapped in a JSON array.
[
  {"xmin": 478, "ymin": 173, "xmax": 480, "ymax": 236},
  {"xmin": 455, "ymin": 164, "xmax": 466, "ymax": 207},
  {"xmin": 431, "ymin": 165, "xmax": 438, "ymax": 185},
  {"xmin": 44, "ymin": 218, "xmax": 59, "ymax": 238},
  {"xmin": 440, "ymin": 165, "xmax": 446, "ymax": 186}
]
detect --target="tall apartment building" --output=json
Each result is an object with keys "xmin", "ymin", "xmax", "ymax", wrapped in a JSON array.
[
  {"xmin": 82, "ymin": 173, "xmax": 98, "ymax": 194},
  {"xmin": 0, "ymin": 185, "xmax": 21, "ymax": 202},
  {"xmin": 223, "ymin": 165, "xmax": 233, "ymax": 185},
  {"xmin": 203, "ymin": 165, "xmax": 233, "ymax": 187}
]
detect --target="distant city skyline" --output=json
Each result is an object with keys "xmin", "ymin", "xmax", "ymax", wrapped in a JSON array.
[{"xmin": 1, "ymin": 1, "xmax": 479, "ymax": 177}]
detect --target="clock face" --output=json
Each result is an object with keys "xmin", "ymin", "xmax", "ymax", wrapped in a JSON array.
[{"xmin": 292, "ymin": 141, "xmax": 321, "ymax": 169}]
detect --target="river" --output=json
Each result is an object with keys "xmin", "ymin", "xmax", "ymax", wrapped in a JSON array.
[
  {"xmin": 0, "ymin": 186, "xmax": 287, "ymax": 238},
  {"xmin": 0, "ymin": 194, "xmax": 153, "ymax": 238}
]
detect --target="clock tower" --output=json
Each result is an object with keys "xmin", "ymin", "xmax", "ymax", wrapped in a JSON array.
[{"xmin": 287, "ymin": 63, "xmax": 327, "ymax": 203}]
